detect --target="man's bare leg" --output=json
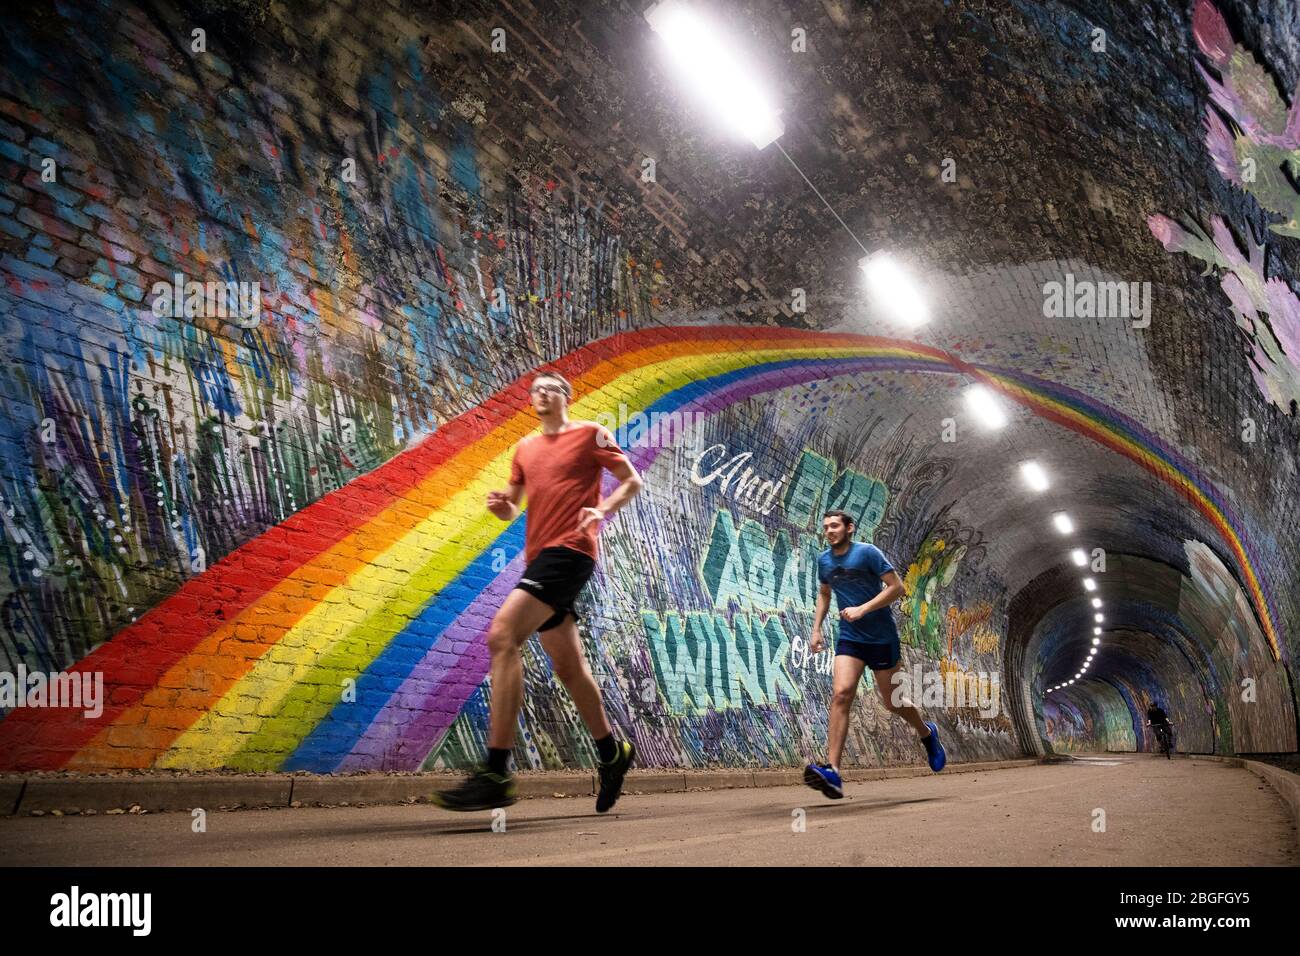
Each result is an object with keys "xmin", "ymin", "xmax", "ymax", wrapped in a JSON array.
[
  {"xmin": 433, "ymin": 587, "xmax": 560, "ymax": 810},
  {"xmin": 828, "ymin": 654, "xmax": 866, "ymax": 770},
  {"xmin": 538, "ymin": 615, "xmax": 612, "ymax": 739},
  {"xmin": 539, "ymin": 613, "xmax": 634, "ymax": 812},
  {"xmin": 871, "ymin": 661, "xmax": 930, "ymax": 737},
  {"xmin": 485, "ymin": 588, "xmax": 559, "ymax": 750}
]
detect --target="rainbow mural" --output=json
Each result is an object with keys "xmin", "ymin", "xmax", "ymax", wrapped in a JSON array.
[{"xmin": 0, "ymin": 326, "xmax": 1281, "ymax": 772}]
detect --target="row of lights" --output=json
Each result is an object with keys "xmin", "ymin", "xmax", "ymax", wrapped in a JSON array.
[
  {"xmin": 957, "ymin": 384, "xmax": 1106, "ymax": 699},
  {"xmin": 957, "ymin": 392, "xmax": 1106, "ymax": 698},
  {"xmin": 1046, "ymin": 546, "xmax": 1104, "ymax": 695},
  {"xmin": 643, "ymin": 2, "xmax": 1104, "ymax": 699}
]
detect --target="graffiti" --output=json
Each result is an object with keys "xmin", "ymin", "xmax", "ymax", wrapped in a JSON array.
[
  {"xmin": 1148, "ymin": 0, "xmax": 1300, "ymax": 414},
  {"xmin": 1190, "ymin": 0, "xmax": 1300, "ymax": 239},
  {"xmin": 780, "ymin": 448, "xmax": 890, "ymax": 533},
  {"xmin": 689, "ymin": 443, "xmax": 786, "ymax": 516},
  {"xmin": 699, "ymin": 509, "xmax": 817, "ymax": 613},
  {"xmin": 1180, "ymin": 540, "xmax": 1296, "ymax": 752},
  {"xmin": 655, "ymin": 448, "xmax": 893, "ymax": 715},
  {"xmin": 0, "ymin": 11, "xmax": 656, "ymax": 677},
  {"xmin": 641, "ymin": 611, "xmax": 800, "ymax": 716},
  {"xmin": 1149, "ymin": 214, "xmax": 1300, "ymax": 413},
  {"xmin": 900, "ymin": 534, "xmax": 967, "ymax": 656},
  {"xmin": 946, "ymin": 602, "xmax": 1000, "ymax": 657}
]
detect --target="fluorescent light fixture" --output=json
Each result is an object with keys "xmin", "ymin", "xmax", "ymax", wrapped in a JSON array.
[
  {"xmin": 1070, "ymin": 548, "xmax": 1088, "ymax": 567},
  {"xmin": 964, "ymin": 384, "xmax": 1007, "ymax": 429},
  {"xmin": 1082, "ymin": 577, "xmax": 1097, "ymax": 591},
  {"xmin": 1091, "ymin": 597, "xmax": 1102, "ymax": 608},
  {"xmin": 645, "ymin": 1, "xmax": 783, "ymax": 148},
  {"xmin": 1020, "ymin": 460, "xmax": 1050, "ymax": 492},
  {"xmin": 858, "ymin": 251, "xmax": 929, "ymax": 326},
  {"xmin": 1052, "ymin": 512, "xmax": 1074, "ymax": 534}
]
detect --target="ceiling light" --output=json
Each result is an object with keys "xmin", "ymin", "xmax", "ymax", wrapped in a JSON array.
[
  {"xmin": 645, "ymin": 1, "xmax": 784, "ymax": 148},
  {"xmin": 964, "ymin": 384, "xmax": 1008, "ymax": 430},
  {"xmin": 1020, "ymin": 460, "xmax": 1050, "ymax": 493},
  {"xmin": 859, "ymin": 252, "xmax": 929, "ymax": 326}
]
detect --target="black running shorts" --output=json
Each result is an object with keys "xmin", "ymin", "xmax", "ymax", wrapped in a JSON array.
[
  {"xmin": 836, "ymin": 637, "xmax": 901, "ymax": 671},
  {"xmin": 514, "ymin": 546, "xmax": 596, "ymax": 631}
]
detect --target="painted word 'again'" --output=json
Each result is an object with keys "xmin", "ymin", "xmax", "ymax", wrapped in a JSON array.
[{"xmin": 699, "ymin": 509, "xmax": 820, "ymax": 612}]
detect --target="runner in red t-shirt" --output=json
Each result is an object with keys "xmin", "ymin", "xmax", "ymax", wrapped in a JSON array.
[{"xmin": 433, "ymin": 371, "xmax": 643, "ymax": 813}]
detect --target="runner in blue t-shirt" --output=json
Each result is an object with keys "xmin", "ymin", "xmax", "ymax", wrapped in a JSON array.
[{"xmin": 803, "ymin": 510, "xmax": 946, "ymax": 799}]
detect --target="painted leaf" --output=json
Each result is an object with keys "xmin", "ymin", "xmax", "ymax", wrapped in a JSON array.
[
  {"xmin": 1191, "ymin": 0, "xmax": 1233, "ymax": 67},
  {"xmin": 1227, "ymin": 48, "xmax": 1289, "ymax": 135}
]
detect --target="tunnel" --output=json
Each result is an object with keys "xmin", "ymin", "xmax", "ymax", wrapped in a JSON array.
[{"xmin": 0, "ymin": 0, "xmax": 1298, "ymax": 881}]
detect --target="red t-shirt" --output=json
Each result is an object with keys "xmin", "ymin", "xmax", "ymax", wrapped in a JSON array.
[{"xmin": 509, "ymin": 421, "xmax": 630, "ymax": 562}]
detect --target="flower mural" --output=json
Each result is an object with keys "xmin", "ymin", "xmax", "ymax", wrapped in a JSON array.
[
  {"xmin": 900, "ymin": 534, "xmax": 967, "ymax": 658},
  {"xmin": 1148, "ymin": 0, "xmax": 1300, "ymax": 414}
]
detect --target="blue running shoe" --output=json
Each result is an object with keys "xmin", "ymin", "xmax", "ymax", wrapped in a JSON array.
[
  {"xmin": 921, "ymin": 721, "xmax": 946, "ymax": 772},
  {"xmin": 802, "ymin": 762, "xmax": 844, "ymax": 799}
]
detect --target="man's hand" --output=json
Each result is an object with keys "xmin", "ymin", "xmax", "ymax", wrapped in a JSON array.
[
  {"xmin": 577, "ymin": 506, "xmax": 606, "ymax": 531},
  {"xmin": 810, "ymin": 628, "xmax": 825, "ymax": 655},
  {"xmin": 486, "ymin": 490, "xmax": 513, "ymax": 520},
  {"xmin": 840, "ymin": 604, "xmax": 868, "ymax": 623}
]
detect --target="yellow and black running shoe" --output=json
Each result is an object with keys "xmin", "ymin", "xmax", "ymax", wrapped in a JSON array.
[
  {"xmin": 595, "ymin": 740, "xmax": 635, "ymax": 813},
  {"xmin": 431, "ymin": 768, "xmax": 517, "ymax": 811}
]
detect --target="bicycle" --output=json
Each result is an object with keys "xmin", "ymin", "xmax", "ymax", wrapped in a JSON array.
[{"xmin": 1149, "ymin": 721, "xmax": 1174, "ymax": 758}]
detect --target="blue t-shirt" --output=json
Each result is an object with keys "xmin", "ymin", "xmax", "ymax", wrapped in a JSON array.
[{"xmin": 817, "ymin": 542, "xmax": 899, "ymax": 645}]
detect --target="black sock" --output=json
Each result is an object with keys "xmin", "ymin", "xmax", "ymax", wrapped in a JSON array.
[
  {"xmin": 486, "ymin": 747, "xmax": 511, "ymax": 776},
  {"xmin": 594, "ymin": 734, "xmax": 618, "ymax": 763}
]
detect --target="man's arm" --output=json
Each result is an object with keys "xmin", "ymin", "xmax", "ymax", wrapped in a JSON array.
[
  {"xmin": 812, "ymin": 582, "xmax": 832, "ymax": 653},
  {"xmin": 578, "ymin": 457, "xmax": 643, "ymax": 530},
  {"xmin": 841, "ymin": 570, "xmax": 905, "ymax": 622},
  {"xmin": 486, "ymin": 482, "xmax": 524, "ymax": 521}
]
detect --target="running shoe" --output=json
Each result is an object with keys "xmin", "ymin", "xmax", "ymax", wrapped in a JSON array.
[
  {"xmin": 921, "ymin": 721, "xmax": 946, "ymax": 772},
  {"xmin": 431, "ymin": 768, "xmax": 516, "ymax": 811},
  {"xmin": 596, "ymin": 740, "xmax": 635, "ymax": 813},
  {"xmin": 803, "ymin": 762, "xmax": 844, "ymax": 799}
]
